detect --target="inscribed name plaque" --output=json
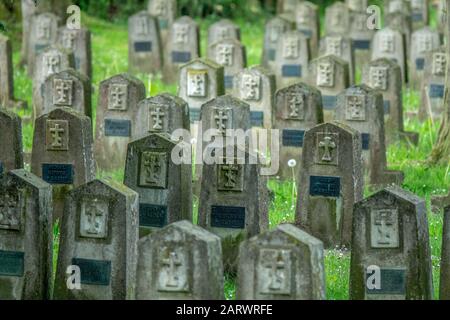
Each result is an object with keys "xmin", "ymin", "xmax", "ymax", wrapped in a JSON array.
[
  {"xmin": 57, "ymin": 26, "xmax": 92, "ymax": 79},
  {"xmin": 0, "ymin": 169, "xmax": 52, "ymax": 300},
  {"xmin": 0, "ymin": 109, "xmax": 24, "ymax": 174},
  {"xmin": 350, "ymin": 186, "xmax": 433, "ymax": 300},
  {"xmin": 53, "ymin": 179, "xmax": 139, "ymax": 300},
  {"xmin": 237, "ymin": 224, "xmax": 326, "ymax": 300},
  {"xmin": 136, "ymin": 220, "xmax": 224, "ymax": 300},
  {"xmin": 296, "ymin": 122, "xmax": 364, "ymax": 248}
]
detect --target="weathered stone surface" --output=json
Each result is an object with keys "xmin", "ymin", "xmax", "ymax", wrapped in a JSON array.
[
  {"xmin": 128, "ymin": 11, "xmax": 163, "ymax": 75},
  {"xmin": 296, "ymin": 121, "xmax": 364, "ymax": 248},
  {"xmin": 346, "ymin": 0, "xmax": 368, "ymax": 11},
  {"xmin": 334, "ymin": 85, "xmax": 404, "ymax": 186},
  {"xmin": 385, "ymin": 11, "xmax": 412, "ymax": 61},
  {"xmin": 0, "ymin": 109, "xmax": 23, "ymax": 173},
  {"xmin": 277, "ymin": 0, "xmax": 300, "ymax": 13},
  {"xmin": 350, "ymin": 186, "xmax": 433, "ymax": 300},
  {"xmin": 237, "ymin": 223, "xmax": 326, "ymax": 300},
  {"xmin": 57, "ymin": 27, "xmax": 92, "ymax": 80},
  {"xmin": 308, "ymin": 54, "xmax": 349, "ymax": 121},
  {"xmin": 440, "ymin": 205, "xmax": 450, "ymax": 300},
  {"xmin": 136, "ymin": 220, "xmax": 223, "ymax": 300},
  {"xmin": 0, "ymin": 169, "xmax": 52, "ymax": 300},
  {"xmin": 208, "ymin": 38, "xmax": 247, "ymax": 91},
  {"xmin": 274, "ymin": 30, "xmax": 310, "ymax": 88},
  {"xmin": 207, "ymin": 19, "xmax": 241, "ymax": 47},
  {"xmin": 273, "ymin": 82, "xmax": 323, "ymax": 180},
  {"xmin": 54, "ymin": 179, "xmax": 139, "ymax": 300},
  {"xmin": 94, "ymin": 74, "xmax": 146, "ymax": 171},
  {"xmin": 232, "ymin": 66, "xmax": 276, "ymax": 129},
  {"xmin": 261, "ymin": 16, "xmax": 294, "ymax": 70},
  {"xmin": 324, "ymin": 2, "xmax": 350, "ymax": 36},
  {"xmin": 319, "ymin": 35, "xmax": 355, "ymax": 85},
  {"xmin": 295, "ymin": 1, "xmax": 320, "ymax": 58},
  {"xmin": 42, "ymin": 68, "xmax": 92, "ymax": 119},
  {"xmin": 348, "ymin": 10, "xmax": 375, "ymax": 72},
  {"xmin": 148, "ymin": 0, "xmax": 177, "ymax": 43},
  {"xmin": 410, "ymin": 0, "xmax": 429, "ymax": 30},
  {"xmin": 163, "ymin": 16, "xmax": 200, "ymax": 83},
  {"xmin": 32, "ymin": 46, "xmax": 75, "ymax": 121}
]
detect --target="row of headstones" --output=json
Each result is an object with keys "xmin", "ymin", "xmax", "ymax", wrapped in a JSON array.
[{"xmin": 1, "ymin": 164, "xmax": 449, "ymax": 299}]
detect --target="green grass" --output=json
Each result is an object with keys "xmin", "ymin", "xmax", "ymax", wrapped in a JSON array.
[{"xmin": 5, "ymin": 11, "xmax": 450, "ymax": 300}]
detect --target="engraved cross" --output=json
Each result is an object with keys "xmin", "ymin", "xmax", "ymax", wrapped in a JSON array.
[
  {"xmin": 319, "ymin": 136, "xmax": 336, "ymax": 162},
  {"xmin": 50, "ymin": 123, "xmax": 65, "ymax": 148},
  {"xmin": 150, "ymin": 107, "xmax": 165, "ymax": 131},
  {"xmin": 85, "ymin": 200, "xmax": 103, "ymax": 235},
  {"xmin": 374, "ymin": 210, "xmax": 394, "ymax": 245},
  {"xmin": 214, "ymin": 110, "xmax": 229, "ymax": 134},
  {"xmin": 162, "ymin": 251, "xmax": 182, "ymax": 287},
  {"xmin": 0, "ymin": 194, "xmax": 18, "ymax": 227},
  {"xmin": 221, "ymin": 164, "xmax": 239, "ymax": 188},
  {"xmin": 144, "ymin": 154, "xmax": 161, "ymax": 184},
  {"xmin": 263, "ymin": 251, "xmax": 286, "ymax": 291}
]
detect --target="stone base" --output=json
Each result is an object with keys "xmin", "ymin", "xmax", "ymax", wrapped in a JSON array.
[
  {"xmin": 431, "ymin": 194, "xmax": 450, "ymax": 214},
  {"xmin": 399, "ymin": 130, "xmax": 420, "ymax": 146}
]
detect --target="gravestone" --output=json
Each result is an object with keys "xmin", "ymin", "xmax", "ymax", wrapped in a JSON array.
[
  {"xmin": 207, "ymin": 19, "xmax": 241, "ymax": 47},
  {"xmin": 27, "ymin": 12, "xmax": 59, "ymax": 76},
  {"xmin": 371, "ymin": 27, "xmax": 407, "ymax": 83},
  {"xmin": 57, "ymin": 27, "xmax": 92, "ymax": 80},
  {"xmin": 349, "ymin": 186, "xmax": 433, "ymax": 300},
  {"xmin": 134, "ymin": 93, "xmax": 190, "ymax": 139},
  {"xmin": 198, "ymin": 148, "xmax": 269, "ymax": 271},
  {"xmin": 273, "ymin": 83, "xmax": 323, "ymax": 180},
  {"xmin": 163, "ymin": 16, "xmax": 200, "ymax": 83},
  {"xmin": 42, "ymin": 68, "xmax": 92, "ymax": 119},
  {"xmin": 31, "ymin": 107, "xmax": 95, "ymax": 222},
  {"xmin": 346, "ymin": 0, "xmax": 368, "ymax": 11},
  {"xmin": 53, "ymin": 179, "xmax": 139, "ymax": 300},
  {"xmin": 319, "ymin": 35, "xmax": 355, "ymax": 84},
  {"xmin": 236, "ymin": 224, "xmax": 326, "ymax": 300},
  {"xmin": 308, "ymin": 54, "xmax": 350, "ymax": 122},
  {"xmin": 334, "ymin": 85, "xmax": 404, "ymax": 186},
  {"xmin": 128, "ymin": 11, "xmax": 163, "ymax": 75},
  {"xmin": 148, "ymin": 0, "xmax": 177, "ymax": 43},
  {"xmin": 410, "ymin": 0, "xmax": 429, "ymax": 30},
  {"xmin": 385, "ymin": 12, "xmax": 412, "ymax": 60},
  {"xmin": 32, "ymin": 47, "xmax": 75, "ymax": 121},
  {"xmin": 296, "ymin": 122, "xmax": 364, "ymax": 248},
  {"xmin": 124, "ymin": 133, "xmax": 192, "ymax": 238},
  {"xmin": 94, "ymin": 74, "xmax": 146, "ymax": 171},
  {"xmin": 274, "ymin": 31, "xmax": 310, "ymax": 88},
  {"xmin": 295, "ymin": 1, "xmax": 320, "ymax": 58},
  {"xmin": 0, "ymin": 109, "xmax": 24, "ymax": 174},
  {"xmin": 324, "ymin": 2, "xmax": 350, "ymax": 36},
  {"xmin": 232, "ymin": 66, "xmax": 276, "ymax": 129},
  {"xmin": 419, "ymin": 46, "xmax": 447, "ymax": 120},
  {"xmin": 208, "ymin": 39, "xmax": 247, "ymax": 91},
  {"xmin": 362, "ymin": 58, "xmax": 419, "ymax": 145},
  {"xmin": 438, "ymin": 0, "xmax": 447, "ymax": 41},
  {"xmin": 261, "ymin": 16, "xmax": 294, "ymax": 70},
  {"xmin": 136, "ymin": 220, "xmax": 223, "ymax": 300},
  {"xmin": 410, "ymin": 27, "xmax": 440, "ymax": 90},
  {"xmin": 0, "ymin": 169, "xmax": 52, "ymax": 300},
  {"xmin": 348, "ymin": 10, "xmax": 375, "ymax": 71},
  {"xmin": 440, "ymin": 205, "xmax": 450, "ymax": 300},
  {"xmin": 0, "ymin": 35, "xmax": 27, "ymax": 109},
  {"xmin": 277, "ymin": 0, "xmax": 300, "ymax": 13}
]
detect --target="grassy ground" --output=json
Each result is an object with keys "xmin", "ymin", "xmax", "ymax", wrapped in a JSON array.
[{"xmin": 4, "ymin": 11, "xmax": 449, "ymax": 299}]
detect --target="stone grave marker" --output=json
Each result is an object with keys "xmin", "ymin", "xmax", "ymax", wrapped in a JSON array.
[
  {"xmin": 57, "ymin": 27, "xmax": 92, "ymax": 80},
  {"xmin": 261, "ymin": 16, "xmax": 294, "ymax": 70},
  {"xmin": 277, "ymin": 0, "xmax": 300, "ymax": 13},
  {"xmin": 0, "ymin": 35, "xmax": 27, "ymax": 109},
  {"xmin": 198, "ymin": 148, "xmax": 269, "ymax": 271},
  {"xmin": 163, "ymin": 16, "xmax": 200, "ymax": 83},
  {"xmin": 296, "ymin": 122, "xmax": 363, "ymax": 248},
  {"xmin": 53, "ymin": 179, "xmax": 139, "ymax": 300},
  {"xmin": 0, "ymin": 109, "xmax": 24, "ymax": 174},
  {"xmin": 208, "ymin": 38, "xmax": 247, "ymax": 91},
  {"xmin": 349, "ymin": 186, "xmax": 433, "ymax": 300},
  {"xmin": 0, "ymin": 169, "xmax": 52, "ymax": 300},
  {"xmin": 384, "ymin": 0, "xmax": 411, "ymax": 16},
  {"xmin": 295, "ymin": 1, "xmax": 320, "ymax": 58},
  {"xmin": 362, "ymin": 58, "xmax": 419, "ymax": 146},
  {"xmin": 128, "ymin": 11, "xmax": 163, "ymax": 75},
  {"xmin": 319, "ymin": 35, "xmax": 355, "ymax": 84},
  {"xmin": 274, "ymin": 30, "xmax": 310, "ymax": 88},
  {"xmin": 385, "ymin": 11, "xmax": 412, "ymax": 60},
  {"xmin": 124, "ymin": 133, "xmax": 192, "ymax": 238},
  {"xmin": 371, "ymin": 27, "xmax": 407, "ymax": 84},
  {"xmin": 136, "ymin": 220, "xmax": 224, "ymax": 300},
  {"xmin": 236, "ymin": 224, "xmax": 326, "ymax": 300},
  {"xmin": 348, "ymin": 10, "xmax": 375, "ymax": 71},
  {"xmin": 27, "ymin": 12, "xmax": 59, "ymax": 76},
  {"xmin": 346, "ymin": 0, "xmax": 368, "ymax": 11},
  {"xmin": 32, "ymin": 46, "xmax": 75, "ymax": 121},
  {"xmin": 308, "ymin": 54, "xmax": 350, "ymax": 122},
  {"xmin": 419, "ymin": 46, "xmax": 447, "ymax": 121},
  {"xmin": 440, "ymin": 205, "xmax": 450, "ymax": 300},
  {"xmin": 410, "ymin": 27, "xmax": 440, "ymax": 90},
  {"xmin": 232, "ymin": 66, "xmax": 276, "ymax": 129},
  {"xmin": 438, "ymin": 0, "xmax": 447, "ymax": 41},
  {"xmin": 148, "ymin": 0, "xmax": 177, "ymax": 43},
  {"xmin": 334, "ymin": 85, "xmax": 404, "ymax": 186},
  {"xmin": 273, "ymin": 83, "xmax": 323, "ymax": 180},
  {"xmin": 31, "ymin": 107, "xmax": 95, "ymax": 222},
  {"xmin": 42, "ymin": 68, "xmax": 92, "ymax": 119},
  {"xmin": 410, "ymin": 0, "xmax": 429, "ymax": 30},
  {"xmin": 324, "ymin": 2, "xmax": 350, "ymax": 37},
  {"xmin": 207, "ymin": 19, "xmax": 241, "ymax": 47},
  {"xmin": 94, "ymin": 74, "xmax": 146, "ymax": 171}
]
